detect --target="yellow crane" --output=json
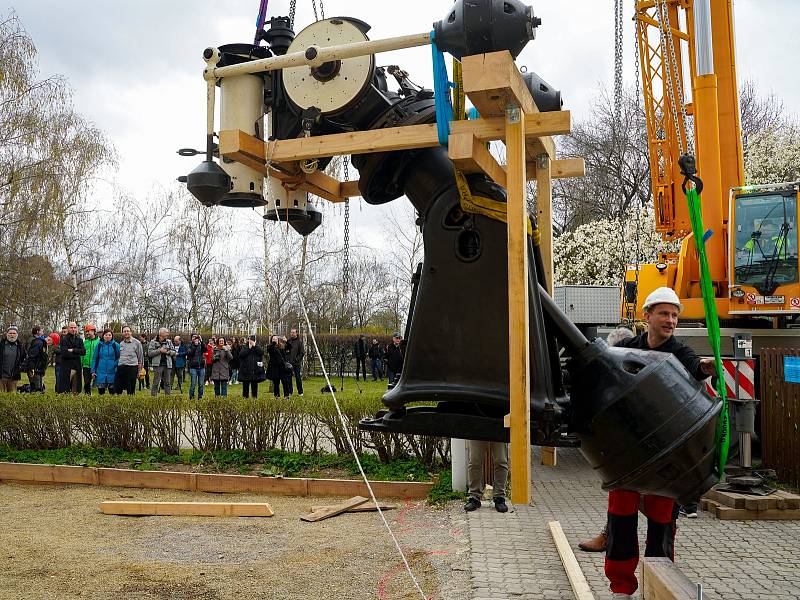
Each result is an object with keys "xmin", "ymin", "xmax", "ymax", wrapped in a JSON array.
[{"xmin": 626, "ymin": 0, "xmax": 799, "ymax": 322}]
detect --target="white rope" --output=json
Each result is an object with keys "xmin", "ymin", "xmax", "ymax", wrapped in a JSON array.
[{"xmin": 267, "ymin": 175, "xmax": 428, "ymax": 600}]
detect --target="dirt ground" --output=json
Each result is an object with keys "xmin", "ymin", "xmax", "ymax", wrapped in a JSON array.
[{"xmin": 0, "ymin": 482, "xmax": 470, "ymax": 600}]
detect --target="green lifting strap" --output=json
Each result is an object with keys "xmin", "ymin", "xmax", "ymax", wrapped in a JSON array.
[{"xmin": 679, "ymin": 154, "xmax": 730, "ymax": 478}]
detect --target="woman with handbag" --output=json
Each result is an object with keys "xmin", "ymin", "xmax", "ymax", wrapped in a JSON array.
[
  {"xmin": 238, "ymin": 335, "xmax": 265, "ymax": 398},
  {"xmin": 266, "ymin": 335, "xmax": 291, "ymax": 399}
]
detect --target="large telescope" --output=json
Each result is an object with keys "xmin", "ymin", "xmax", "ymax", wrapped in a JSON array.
[{"xmin": 180, "ymin": 0, "xmax": 722, "ymax": 503}]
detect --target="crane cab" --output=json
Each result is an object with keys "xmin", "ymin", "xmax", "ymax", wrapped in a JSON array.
[{"xmin": 729, "ymin": 185, "xmax": 800, "ymax": 315}]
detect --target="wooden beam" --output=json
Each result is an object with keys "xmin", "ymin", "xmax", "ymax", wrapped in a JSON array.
[
  {"xmin": 536, "ymin": 154, "xmax": 555, "ymax": 295},
  {"xmin": 461, "ymin": 50, "xmax": 555, "ymax": 159},
  {"xmin": 99, "ymin": 501, "xmax": 274, "ymax": 517},
  {"xmin": 462, "ymin": 50, "xmax": 537, "ymax": 116},
  {"xmin": 541, "ymin": 446, "xmax": 557, "ymax": 467},
  {"xmin": 300, "ymin": 496, "xmax": 369, "ymax": 522},
  {"xmin": 220, "ymin": 112, "xmax": 570, "ymax": 167},
  {"xmin": 548, "ymin": 521, "xmax": 595, "ymax": 600},
  {"xmin": 505, "ymin": 105, "xmax": 531, "ymax": 505},
  {"xmin": 448, "ymin": 132, "xmax": 507, "ymax": 187},
  {"xmin": 536, "ymin": 153, "xmax": 556, "ymax": 469},
  {"xmin": 641, "ymin": 557, "xmax": 698, "ymax": 600},
  {"xmin": 311, "ymin": 502, "xmax": 397, "ymax": 513},
  {"xmin": 528, "ymin": 157, "xmax": 586, "ymax": 180},
  {"xmin": 339, "ymin": 180, "xmax": 361, "ymax": 198},
  {"xmin": 451, "ymin": 111, "xmax": 572, "ymax": 142}
]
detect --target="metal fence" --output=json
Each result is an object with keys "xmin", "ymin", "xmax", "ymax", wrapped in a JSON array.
[{"xmin": 759, "ymin": 348, "xmax": 800, "ymax": 488}]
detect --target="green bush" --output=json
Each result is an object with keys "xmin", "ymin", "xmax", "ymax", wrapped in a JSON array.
[{"xmin": 0, "ymin": 392, "xmax": 450, "ymax": 468}]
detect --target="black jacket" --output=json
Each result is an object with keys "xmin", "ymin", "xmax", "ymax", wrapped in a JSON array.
[
  {"xmin": 185, "ymin": 342, "xmax": 206, "ymax": 370},
  {"xmin": 25, "ymin": 336, "xmax": 48, "ymax": 375},
  {"xmin": 386, "ymin": 342, "xmax": 404, "ymax": 372},
  {"xmin": 0, "ymin": 339, "xmax": 26, "ymax": 380},
  {"xmin": 368, "ymin": 342, "xmax": 384, "ymax": 360},
  {"xmin": 287, "ymin": 337, "xmax": 305, "ymax": 364},
  {"xmin": 619, "ymin": 333, "xmax": 706, "ymax": 381},
  {"xmin": 238, "ymin": 344, "xmax": 264, "ymax": 381},
  {"xmin": 353, "ymin": 338, "xmax": 367, "ymax": 359},
  {"xmin": 266, "ymin": 343, "xmax": 287, "ymax": 379},
  {"xmin": 59, "ymin": 334, "xmax": 85, "ymax": 367},
  {"xmin": 229, "ymin": 344, "xmax": 241, "ymax": 370}
]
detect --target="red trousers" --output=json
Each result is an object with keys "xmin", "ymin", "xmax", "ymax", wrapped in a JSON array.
[{"xmin": 604, "ymin": 489, "xmax": 677, "ymax": 595}]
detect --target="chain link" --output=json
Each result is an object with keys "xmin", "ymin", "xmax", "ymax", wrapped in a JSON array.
[
  {"xmin": 319, "ymin": 0, "xmax": 325, "ymax": 20},
  {"xmin": 289, "ymin": 0, "xmax": 297, "ymax": 27},
  {"xmin": 311, "ymin": 0, "xmax": 318, "ymax": 21},
  {"xmin": 342, "ymin": 157, "xmax": 351, "ymax": 298}
]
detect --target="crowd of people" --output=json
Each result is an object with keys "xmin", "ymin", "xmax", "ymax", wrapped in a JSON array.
[
  {"xmin": 0, "ymin": 323, "xmax": 316, "ymax": 400},
  {"xmin": 0, "ymin": 323, "xmax": 409, "ymax": 400}
]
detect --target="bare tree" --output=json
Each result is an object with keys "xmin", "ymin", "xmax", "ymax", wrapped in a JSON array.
[
  {"xmin": 168, "ymin": 188, "xmax": 225, "ymax": 328},
  {"xmin": 349, "ymin": 252, "xmax": 389, "ymax": 331}
]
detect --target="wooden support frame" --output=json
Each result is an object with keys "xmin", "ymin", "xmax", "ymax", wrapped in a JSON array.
[{"xmin": 213, "ymin": 51, "xmax": 587, "ymax": 499}]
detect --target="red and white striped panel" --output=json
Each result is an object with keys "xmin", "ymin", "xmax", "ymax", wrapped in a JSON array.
[{"xmin": 704, "ymin": 359, "xmax": 755, "ymax": 400}]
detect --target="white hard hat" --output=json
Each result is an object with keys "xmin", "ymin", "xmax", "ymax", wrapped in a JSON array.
[{"xmin": 643, "ymin": 287, "xmax": 683, "ymax": 313}]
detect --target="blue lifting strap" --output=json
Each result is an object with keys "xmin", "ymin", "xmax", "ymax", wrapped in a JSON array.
[{"xmin": 430, "ymin": 30, "xmax": 454, "ymax": 145}]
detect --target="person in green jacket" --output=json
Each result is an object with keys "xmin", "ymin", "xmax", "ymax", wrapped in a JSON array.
[{"xmin": 81, "ymin": 324, "xmax": 100, "ymax": 394}]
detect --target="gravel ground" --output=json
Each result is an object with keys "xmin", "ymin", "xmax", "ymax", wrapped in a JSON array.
[{"xmin": 0, "ymin": 482, "xmax": 470, "ymax": 600}]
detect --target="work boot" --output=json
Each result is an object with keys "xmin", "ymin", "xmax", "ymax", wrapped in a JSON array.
[
  {"xmin": 463, "ymin": 497, "xmax": 481, "ymax": 512},
  {"xmin": 578, "ymin": 527, "xmax": 608, "ymax": 552},
  {"xmin": 494, "ymin": 497, "xmax": 508, "ymax": 513}
]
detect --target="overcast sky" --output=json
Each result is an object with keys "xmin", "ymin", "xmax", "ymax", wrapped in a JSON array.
[{"xmin": 5, "ymin": 0, "xmax": 800, "ymax": 253}]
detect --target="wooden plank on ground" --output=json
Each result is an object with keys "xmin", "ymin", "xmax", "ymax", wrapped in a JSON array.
[
  {"xmin": 547, "ymin": 521, "xmax": 595, "ymax": 600},
  {"xmin": 541, "ymin": 446, "xmax": 557, "ymax": 467},
  {"xmin": 300, "ymin": 496, "xmax": 369, "ymax": 522},
  {"xmin": 311, "ymin": 502, "xmax": 397, "ymax": 513},
  {"xmin": 641, "ymin": 557, "xmax": 697, "ymax": 600},
  {"xmin": 100, "ymin": 501, "xmax": 274, "ymax": 517}
]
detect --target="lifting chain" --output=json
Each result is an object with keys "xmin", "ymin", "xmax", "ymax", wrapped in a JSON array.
[
  {"xmin": 319, "ymin": 0, "xmax": 325, "ymax": 20},
  {"xmin": 342, "ymin": 156, "xmax": 351, "ymax": 297},
  {"xmin": 613, "ymin": 0, "xmax": 624, "ymax": 122},
  {"xmin": 631, "ymin": 14, "xmax": 643, "ymax": 319},
  {"xmin": 656, "ymin": 0, "xmax": 693, "ymax": 156},
  {"xmin": 289, "ymin": 0, "xmax": 297, "ymax": 27},
  {"xmin": 310, "ymin": 0, "xmax": 324, "ymax": 21}
]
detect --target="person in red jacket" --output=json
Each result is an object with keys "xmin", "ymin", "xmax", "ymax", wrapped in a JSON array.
[{"xmin": 204, "ymin": 335, "xmax": 216, "ymax": 385}]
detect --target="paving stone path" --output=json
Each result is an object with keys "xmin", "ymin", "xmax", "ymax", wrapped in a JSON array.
[{"xmin": 466, "ymin": 448, "xmax": 800, "ymax": 600}]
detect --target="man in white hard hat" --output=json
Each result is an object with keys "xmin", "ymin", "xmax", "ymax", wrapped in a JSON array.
[{"xmin": 579, "ymin": 286, "xmax": 715, "ymax": 599}]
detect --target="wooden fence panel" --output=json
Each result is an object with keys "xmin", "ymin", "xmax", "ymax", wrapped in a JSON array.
[{"xmin": 759, "ymin": 348, "xmax": 800, "ymax": 488}]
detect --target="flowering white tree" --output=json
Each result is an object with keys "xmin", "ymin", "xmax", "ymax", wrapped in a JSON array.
[
  {"xmin": 744, "ymin": 125, "xmax": 800, "ymax": 185},
  {"xmin": 553, "ymin": 210, "xmax": 680, "ymax": 285}
]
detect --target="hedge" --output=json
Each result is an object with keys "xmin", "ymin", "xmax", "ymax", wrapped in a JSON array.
[{"xmin": 0, "ymin": 393, "xmax": 449, "ymax": 468}]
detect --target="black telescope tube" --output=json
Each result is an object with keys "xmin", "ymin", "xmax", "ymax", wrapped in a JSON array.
[{"xmin": 537, "ymin": 282, "xmax": 589, "ymax": 353}]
